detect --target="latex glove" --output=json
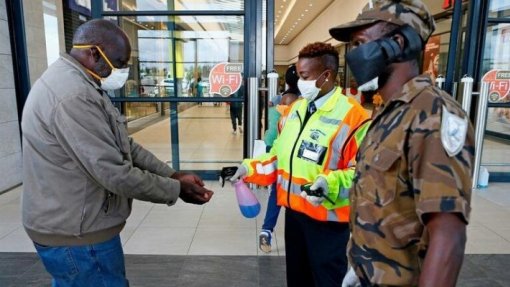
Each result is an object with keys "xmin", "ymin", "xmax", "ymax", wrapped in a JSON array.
[
  {"xmin": 299, "ymin": 176, "xmax": 329, "ymax": 206},
  {"xmin": 342, "ymin": 266, "xmax": 360, "ymax": 287},
  {"xmin": 229, "ymin": 164, "xmax": 248, "ymax": 182}
]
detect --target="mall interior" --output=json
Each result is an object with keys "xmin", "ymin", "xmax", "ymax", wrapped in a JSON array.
[{"xmin": 1, "ymin": 0, "xmax": 510, "ymax": 286}]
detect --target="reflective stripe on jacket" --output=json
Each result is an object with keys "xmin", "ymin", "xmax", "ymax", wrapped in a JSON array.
[{"xmin": 243, "ymin": 87, "xmax": 370, "ymax": 222}]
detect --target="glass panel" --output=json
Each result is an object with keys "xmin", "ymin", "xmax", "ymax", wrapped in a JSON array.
[
  {"xmin": 127, "ymin": 102, "xmax": 172, "ymax": 163},
  {"xmin": 103, "ymin": 0, "xmax": 243, "ymax": 12},
  {"xmin": 489, "ymin": 0, "xmax": 510, "ymax": 18},
  {"xmin": 127, "ymin": 100, "xmax": 245, "ymax": 169},
  {"xmin": 125, "ymin": 98, "xmax": 244, "ymax": 170},
  {"xmin": 124, "ymin": 102, "xmax": 170, "ymax": 126},
  {"xmin": 482, "ymin": 22, "xmax": 510, "ymax": 141},
  {"xmin": 177, "ymin": 101, "xmax": 243, "ymax": 170},
  {"xmin": 481, "ymin": 23, "xmax": 510, "ymax": 74},
  {"xmin": 118, "ymin": 15, "xmax": 244, "ymax": 105},
  {"xmin": 422, "ymin": 13, "xmax": 468, "ymax": 84},
  {"xmin": 24, "ymin": 0, "xmax": 66, "ymax": 84},
  {"xmin": 481, "ymin": 22, "xmax": 510, "ymax": 174}
]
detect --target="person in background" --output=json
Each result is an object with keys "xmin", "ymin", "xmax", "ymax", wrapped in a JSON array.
[
  {"xmin": 259, "ymin": 64, "xmax": 300, "ymax": 253},
  {"xmin": 230, "ymin": 86, "xmax": 243, "ymax": 134},
  {"xmin": 196, "ymin": 76, "xmax": 203, "ymax": 105},
  {"xmin": 329, "ymin": 0, "xmax": 474, "ymax": 286},
  {"xmin": 21, "ymin": 19, "xmax": 213, "ymax": 286},
  {"xmin": 230, "ymin": 42, "xmax": 370, "ymax": 286}
]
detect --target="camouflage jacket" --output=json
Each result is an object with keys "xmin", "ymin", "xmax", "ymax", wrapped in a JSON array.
[{"xmin": 349, "ymin": 74, "xmax": 474, "ymax": 286}]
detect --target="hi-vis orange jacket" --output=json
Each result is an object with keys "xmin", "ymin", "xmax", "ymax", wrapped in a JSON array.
[{"xmin": 243, "ymin": 87, "xmax": 370, "ymax": 222}]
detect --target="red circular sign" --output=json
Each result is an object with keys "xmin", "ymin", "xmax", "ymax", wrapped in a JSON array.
[{"xmin": 209, "ymin": 62, "xmax": 243, "ymax": 97}]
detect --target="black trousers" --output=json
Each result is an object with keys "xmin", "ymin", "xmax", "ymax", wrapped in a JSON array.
[
  {"xmin": 285, "ymin": 209, "xmax": 349, "ymax": 287},
  {"xmin": 230, "ymin": 106, "xmax": 242, "ymax": 131}
]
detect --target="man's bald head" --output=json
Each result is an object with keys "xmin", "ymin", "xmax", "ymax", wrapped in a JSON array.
[
  {"xmin": 70, "ymin": 19, "xmax": 131, "ymax": 80},
  {"xmin": 73, "ymin": 19, "xmax": 130, "ymax": 52}
]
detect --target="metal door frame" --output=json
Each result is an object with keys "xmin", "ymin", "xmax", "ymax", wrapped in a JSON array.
[{"xmin": 91, "ymin": 0, "xmax": 272, "ymax": 179}]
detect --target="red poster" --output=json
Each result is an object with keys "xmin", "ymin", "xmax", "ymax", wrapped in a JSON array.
[
  {"xmin": 423, "ymin": 35, "xmax": 441, "ymax": 81},
  {"xmin": 209, "ymin": 62, "xmax": 243, "ymax": 97}
]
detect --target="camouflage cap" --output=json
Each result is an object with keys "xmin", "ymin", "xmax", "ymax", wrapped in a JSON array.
[{"xmin": 329, "ymin": 0, "xmax": 436, "ymax": 43}]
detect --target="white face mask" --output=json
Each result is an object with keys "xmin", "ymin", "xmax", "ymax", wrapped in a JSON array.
[
  {"xmin": 100, "ymin": 67, "xmax": 130, "ymax": 90},
  {"xmin": 297, "ymin": 72, "xmax": 327, "ymax": 101},
  {"xmin": 73, "ymin": 44, "xmax": 130, "ymax": 90},
  {"xmin": 357, "ymin": 76, "xmax": 379, "ymax": 92}
]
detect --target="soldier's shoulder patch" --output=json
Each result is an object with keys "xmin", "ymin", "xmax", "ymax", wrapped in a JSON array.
[{"xmin": 441, "ymin": 105, "xmax": 468, "ymax": 157}]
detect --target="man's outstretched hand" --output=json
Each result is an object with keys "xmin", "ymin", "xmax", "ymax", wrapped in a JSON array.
[{"xmin": 172, "ymin": 171, "xmax": 213, "ymax": 204}]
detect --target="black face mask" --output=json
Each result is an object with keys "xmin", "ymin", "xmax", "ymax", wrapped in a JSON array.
[{"xmin": 346, "ymin": 25, "xmax": 423, "ymax": 91}]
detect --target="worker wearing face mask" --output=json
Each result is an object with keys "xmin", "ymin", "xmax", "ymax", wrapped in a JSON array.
[{"xmin": 230, "ymin": 42, "xmax": 370, "ymax": 287}]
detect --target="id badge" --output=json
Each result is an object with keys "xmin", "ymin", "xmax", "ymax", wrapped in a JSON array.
[{"xmin": 297, "ymin": 140, "xmax": 327, "ymax": 165}]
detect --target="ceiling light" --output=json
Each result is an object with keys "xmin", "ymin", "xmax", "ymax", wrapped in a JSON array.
[
  {"xmin": 298, "ymin": 18, "xmax": 301, "ymax": 21},
  {"xmin": 301, "ymin": 14, "xmax": 304, "ymax": 17},
  {"xmin": 305, "ymin": 9, "xmax": 308, "ymax": 12},
  {"xmin": 309, "ymin": 3, "xmax": 313, "ymax": 6},
  {"xmin": 281, "ymin": 5, "xmax": 283, "ymax": 8}
]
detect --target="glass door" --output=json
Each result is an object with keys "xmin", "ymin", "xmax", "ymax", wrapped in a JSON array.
[
  {"xmin": 481, "ymin": 0, "xmax": 510, "ymax": 178},
  {"xmin": 480, "ymin": 1, "xmax": 510, "ymax": 177},
  {"xmin": 99, "ymin": 0, "xmax": 248, "ymax": 179}
]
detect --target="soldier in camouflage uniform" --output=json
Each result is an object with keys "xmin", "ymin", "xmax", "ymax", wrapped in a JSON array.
[{"xmin": 329, "ymin": 1, "xmax": 474, "ymax": 286}]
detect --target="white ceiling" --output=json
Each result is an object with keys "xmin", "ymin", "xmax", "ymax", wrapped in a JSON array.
[
  {"xmin": 274, "ymin": 0, "xmax": 456, "ymax": 46},
  {"xmin": 274, "ymin": 0, "xmax": 333, "ymax": 45}
]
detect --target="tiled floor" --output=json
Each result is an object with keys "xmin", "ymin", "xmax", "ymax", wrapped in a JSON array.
[
  {"xmin": 2, "ymin": 183, "xmax": 510, "ymax": 256},
  {"xmin": 1, "ymin": 183, "xmax": 510, "ymax": 286},
  {"xmin": 2, "ymin": 104, "xmax": 510, "ymax": 286}
]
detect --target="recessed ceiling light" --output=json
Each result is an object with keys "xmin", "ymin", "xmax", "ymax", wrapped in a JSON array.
[
  {"xmin": 301, "ymin": 14, "xmax": 304, "ymax": 17},
  {"xmin": 309, "ymin": 3, "xmax": 313, "ymax": 6},
  {"xmin": 281, "ymin": 5, "xmax": 283, "ymax": 8},
  {"xmin": 305, "ymin": 9, "xmax": 308, "ymax": 12},
  {"xmin": 298, "ymin": 18, "xmax": 301, "ymax": 21}
]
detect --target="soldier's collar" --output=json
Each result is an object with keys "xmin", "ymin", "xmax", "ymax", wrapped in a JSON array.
[{"xmin": 391, "ymin": 74, "xmax": 434, "ymax": 104}]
